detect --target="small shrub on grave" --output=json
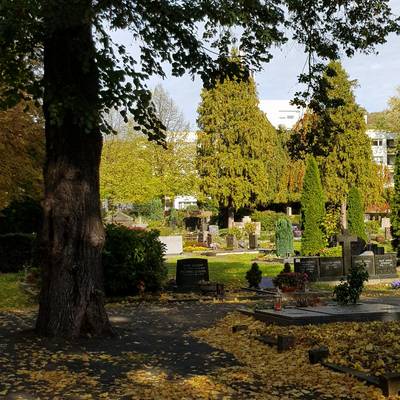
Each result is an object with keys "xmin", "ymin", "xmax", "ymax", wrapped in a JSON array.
[
  {"xmin": 333, "ymin": 262, "xmax": 369, "ymax": 304},
  {"xmin": 272, "ymin": 272, "xmax": 308, "ymax": 290},
  {"xmin": 0, "ymin": 233, "xmax": 36, "ymax": 273},
  {"xmin": 245, "ymin": 262, "xmax": 262, "ymax": 288},
  {"xmin": 227, "ymin": 227, "xmax": 243, "ymax": 240},
  {"xmin": 102, "ymin": 224, "xmax": 167, "ymax": 296}
]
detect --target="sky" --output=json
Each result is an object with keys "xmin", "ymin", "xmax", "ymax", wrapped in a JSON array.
[{"xmin": 113, "ymin": 1, "xmax": 400, "ymax": 129}]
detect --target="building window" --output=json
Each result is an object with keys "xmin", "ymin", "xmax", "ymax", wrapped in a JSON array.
[
  {"xmin": 372, "ymin": 140, "xmax": 383, "ymax": 146},
  {"xmin": 387, "ymin": 139, "xmax": 396, "ymax": 148},
  {"xmin": 388, "ymin": 155, "xmax": 396, "ymax": 166}
]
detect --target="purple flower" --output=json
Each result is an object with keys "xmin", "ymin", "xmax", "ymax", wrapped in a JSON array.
[{"xmin": 391, "ymin": 280, "xmax": 400, "ymax": 289}]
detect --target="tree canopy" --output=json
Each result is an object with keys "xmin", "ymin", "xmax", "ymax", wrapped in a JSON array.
[
  {"xmin": 197, "ymin": 72, "xmax": 283, "ymax": 225},
  {"xmin": 1, "ymin": 0, "xmax": 399, "ymax": 337}
]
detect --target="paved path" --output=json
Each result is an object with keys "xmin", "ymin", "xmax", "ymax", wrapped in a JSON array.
[{"xmin": 0, "ymin": 302, "xmax": 239, "ymax": 399}]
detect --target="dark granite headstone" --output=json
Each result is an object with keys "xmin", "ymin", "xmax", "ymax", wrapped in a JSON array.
[
  {"xmin": 376, "ymin": 247, "xmax": 385, "ymax": 255},
  {"xmin": 294, "ymin": 257, "xmax": 319, "ymax": 281},
  {"xmin": 337, "ymin": 230, "xmax": 358, "ymax": 274},
  {"xmin": 352, "ymin": 255, "xmax": 375, "ymax": 276},
  {"xmin": 176, "ymin": 258, "xmax": 209, "ymax": 289},
  {"xmin": 375, "ymin": 253, "xmax": 397, "ymax": 276},
  {"xmin": 351, "ymin": 238, "xmax": 366, "ymax": 256},
  {"xmin": 319, "ymin": 257, "xmax": 344, "ymax": 278}
]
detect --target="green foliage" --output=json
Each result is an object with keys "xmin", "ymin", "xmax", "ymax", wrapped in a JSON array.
[
  {"xmin": 290, "ymin": 61, "xmax": 384, "ymax": 208},
  {"xmin": 133, "ymin": 199, "xmax": 164, "ymax": 222},
  {"xmin": 368, "ymin": 87, "xmax": 400, "ymax": 132},
  {"xmin": 252, "ymin": 210, "xmax": 288, "ymax": 232},
  {"xmin": 0, "ymin": 197, "xmax": 42, "ymax": 234},
  {"xmin": 197, "ymin": 72, "xmax": 283, "ymax": 219},
  {"xmin": 0, "ymin": 233, "xmax": 35, "ymax": 273},
  {"xmin": 391, "ymin": 141, "xmax": 400, "ymax": 248},
  {"xmin": 365, "ymin": 220, "xmax": 381, "ymax": 237},
  {"xmin": 245, "ymin": 262, "xmax": 262, "ymax": 288},
  {"xmin": 334, "ymin": 262, "xmax": 369, "ymax": 304},
  {"xmin": 102, "ymin": 224, "xmax": 167, "ymax": 296},
  {"xmin": 0, "ymin": 273, "xmax": 33, "ymax": 310},
  {"xmin": 244, "ymin": 222, "xmax": 257, "ymax": 235},
  {"xmin": 275, "ymin": 218, "xmax": 294, "ymax": 257},
  {"xmin": 301, "ymin": 156, "xmax": 326, "ymax": 255},
  {"xmin": 227, "ymin": 227, "xmax": 243, "ymax": 240},
  {"xmin": 319, "ymin": 246, "xmax": 342, "ymax": 257},
  {"xmin": 347, "ymin": 187, "xmax": 367, "ymax": 241},
  {"xmin": 321, "ymin": 206, "xmax": 341, "ymax": 243}
]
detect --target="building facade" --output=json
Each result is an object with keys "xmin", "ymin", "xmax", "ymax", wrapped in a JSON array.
[{"xmin": 258, "ymin": 99, "xmax": 304, "ymax": 130}]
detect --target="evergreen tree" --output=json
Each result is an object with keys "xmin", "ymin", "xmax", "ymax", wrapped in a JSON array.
[
  {"xmin": 391, "ymin": 142, "xmax": 400, "ymax": 252},
  {"xmin": 290, "ymin": 61, "xmax": 383, "ymax": 227},
  {"xmin": 301, "ymin": 156, "xmax": 326, "ymax": 255},
  {"xmin": 347, "ymin": 187, "xmax": 367, "ymax": 241},
  {"xmin": 197, "ymin": 70, "xmax": 283, "ymax": 227},
  {"xmin": 275, "ymin": 218, "xmax": 294, "ymax": 257}
]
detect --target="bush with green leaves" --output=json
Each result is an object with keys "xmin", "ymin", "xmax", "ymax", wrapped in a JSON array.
[
  {"xmin": 252, "ymin": 210, "xmax": 288, "ymax": 232},
  {"xmin": 333, "ymin": 262, "xmax": 369, "ymax": 305},
  {"xmin": 131, "ymin": 198, "xmax": 164, "ymax": 222},
  {"xmin": 275, "ymin": 218, "xmax": 293, "ymax": 257},
  {"xmin": 348, "ymin": 187, "xmax": 367, "ymax": 241},
  {"xmin": 365, "ymin": 220, "xmax": 381, "ymax": 237},
  {"xmin": 245, "ymin": 262, "xmax": 262, "ymax": 288},
  {"xmin": 102, "ymin": 224, "xmax": 167, "ymax": 296}
]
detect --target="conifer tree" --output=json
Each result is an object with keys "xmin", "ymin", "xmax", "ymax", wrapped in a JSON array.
[
  {"xmin": 197, "ymin": 67, "xmax": 283, "ymax": 227},
  {"xmin": 347, "ymin": 187, "xmax": 367, "ymax": 241},
  {"xmin": 275, "ymin": 218, "xmax": 294, "ymax": 257},
  {"xmin": 301, "ymin": 156, "xmax": 326, "ymax": 255},
  {"xmin": 290, "ymin": 61, "xmax": 382, "ymax": 228}
]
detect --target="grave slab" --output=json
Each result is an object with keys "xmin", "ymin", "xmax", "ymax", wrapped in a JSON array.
[{"xmin": 253, "ymin": 302, "xmax": 400, "ymax": 325}]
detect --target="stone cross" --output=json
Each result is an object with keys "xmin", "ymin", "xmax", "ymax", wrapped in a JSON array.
[{"xmin": 337, "ymin": 230, "xmax": 358, "ymax": 274}]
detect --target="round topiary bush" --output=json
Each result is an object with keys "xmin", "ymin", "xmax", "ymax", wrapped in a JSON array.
[{"xmin": 102, "ymin": 224, "xmax": 167, "ymax": 296}]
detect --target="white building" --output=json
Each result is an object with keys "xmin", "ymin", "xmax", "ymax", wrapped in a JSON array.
[
  {"xmin": 173, "ymin": 195, "xmax": 198, "ymax": 210},
  {"xmin": 258, "ymin": 99, "xmax": 304, "ymax": 129},
  {"xmin": 366, "ymin": 130, "xmax": 396, "ymax": 168}
]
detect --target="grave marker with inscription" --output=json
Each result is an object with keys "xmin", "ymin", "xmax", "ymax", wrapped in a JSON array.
[
  {"xmin": 319, "ymin": 257, "xmax": 343, "ymax": 279},
  {"xmin": 352, "ymin": 255, "xmax": 375, "ymax": 276},
  {"xmin": 294, "ymin": 257, "xmax": 319, "ymax": 281},
  {"xmin": 375, "ymin": 254, "xmax": 397, "ymax": 276},
  {"xmin": 176, "ymin": 258, "xmax": 209, "ymax": 289}
]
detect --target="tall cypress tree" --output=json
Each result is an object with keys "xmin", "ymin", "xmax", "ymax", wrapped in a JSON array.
[
  {"xmin": 197, "ymin": 68, "xmax": 283, "ymax": 227},
  {"xmin": 301, "ymin": 156, "xmax": 326, "ymax": 255},
  {"xmin": 290, "ymin": 61, "xmax": 382, "ymax": 228},
  {"xmin": 347, "ymin": 187, "xmax": 367, "ymax": 241},
  {"xmin": 391, "ymin": 142, "xmax": 400, "ymax": 252}
]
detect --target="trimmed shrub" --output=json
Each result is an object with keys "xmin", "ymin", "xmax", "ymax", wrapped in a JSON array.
[
  {"xmin": 245, "ymin": 262, "xmax": 262, "ymax": 288},
  {"xmin": 301, "ymin": 156, "xmax": 326, "ymax": 255},
  {"xmin": 275, "ymin": 218, "xmax": 294, "ymax": 257},
  {"xmin": 102, "ymin": 224, "xmax": 167, "ymax": 296},
  {"xmin": 347, "ymin": 187, "xmax": 367, "ymax": 241},
  {"xmin": 252, "ymin": 210, "xmax": 288, "ymax": 232},
  {"xmin": 0, "ymin": 233, "xmax": 36, "ymax": 273}
]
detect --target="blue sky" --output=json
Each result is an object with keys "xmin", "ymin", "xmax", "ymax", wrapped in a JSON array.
[{"xmin": 113, "ymin": 2, "xmax": 400, "ymax": 129}]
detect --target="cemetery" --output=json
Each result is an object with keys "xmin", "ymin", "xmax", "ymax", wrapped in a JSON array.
[{"xmin": 2, "ymin": 2, "xmax": 400, "ymax": 399}]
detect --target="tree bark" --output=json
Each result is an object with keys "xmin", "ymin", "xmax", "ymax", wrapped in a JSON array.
[
  {"xmin": 340, "ymin": 200, "xmax": 347, "ymax": 231},
  {"xmin": 36, "ymin": 4, "xmax": 112, "ymax": 338},
  {"xmin": 227, "ymin": 198, "xmax": 235, "ymax": 229}
]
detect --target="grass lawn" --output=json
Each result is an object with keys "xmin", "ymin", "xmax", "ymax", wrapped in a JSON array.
[
  {"xmin": 0, "ymin": 273, "xmax": 33, "ymax": 310},
  {"xmin": 166, "ymin": 253, "xmax": 282, "ymax": 289}
]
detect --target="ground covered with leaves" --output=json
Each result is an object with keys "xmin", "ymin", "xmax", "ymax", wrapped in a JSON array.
[{"xmin": 1, "ymin": 301, "xmax": 400, "ymax": 399}]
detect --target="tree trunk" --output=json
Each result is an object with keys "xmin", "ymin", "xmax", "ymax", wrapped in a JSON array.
[
  {"xmin": 227, "ymin": 199, "xmax": 235, "ymax": 229},
  {"xmin": 340, "ymin": 200, "xmax": 347, "ymax": 231},
  {"xmin": 36, "ymin": 5, "xmax": 112, "ymax": 338}
]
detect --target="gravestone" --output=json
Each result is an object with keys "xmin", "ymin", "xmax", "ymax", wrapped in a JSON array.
[
  {"xmin": 249, "ymin": 233, "xmax": 258, "ymax": 249},
  {"xmin": 226, "ymin": 234, "xmax": 237, "ymax": 249},
  {"xmin": 294, "ymin": 257, "xmax": 319, "ymax": 281},
  {"xmin": 159, "ymin": 235, "xmax": 183, "ymax": 255},
  {"xmin": 352, "ymin": 255, "xmax": 375, "ymax": 276},
  {"xmin": 176, "ymin": 258, "xmax": 209, "ymax": 290},
  {"xmin": 337, "ymin": 230, "xmax": 358, "ymax": 274},
  {"xmin": 209, "ymin": 225, "xmax": 219, "ymax": 235},
  {"xmin": 375, "ymin": 253, "xmax": 397, "ymax": 276},
  {"xmin": 351, "ymin": 238, "xmax": 366, "ymax": 256},
  {"xmin": 376, "ymin": 246, "xmax": 385, "ymax": 255},
  {"xmin": 319, "ymin": 257, "xmax": 343, "ymax": 279}
]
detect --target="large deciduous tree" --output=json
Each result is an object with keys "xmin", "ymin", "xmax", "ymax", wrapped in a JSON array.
[
  {"xmin": 0, "ymin": 0, "xmax": 398, "ymax": 338},
  {"xmin": 197, "ymin": 72, "xmax": 283, "ymax": 227}
]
